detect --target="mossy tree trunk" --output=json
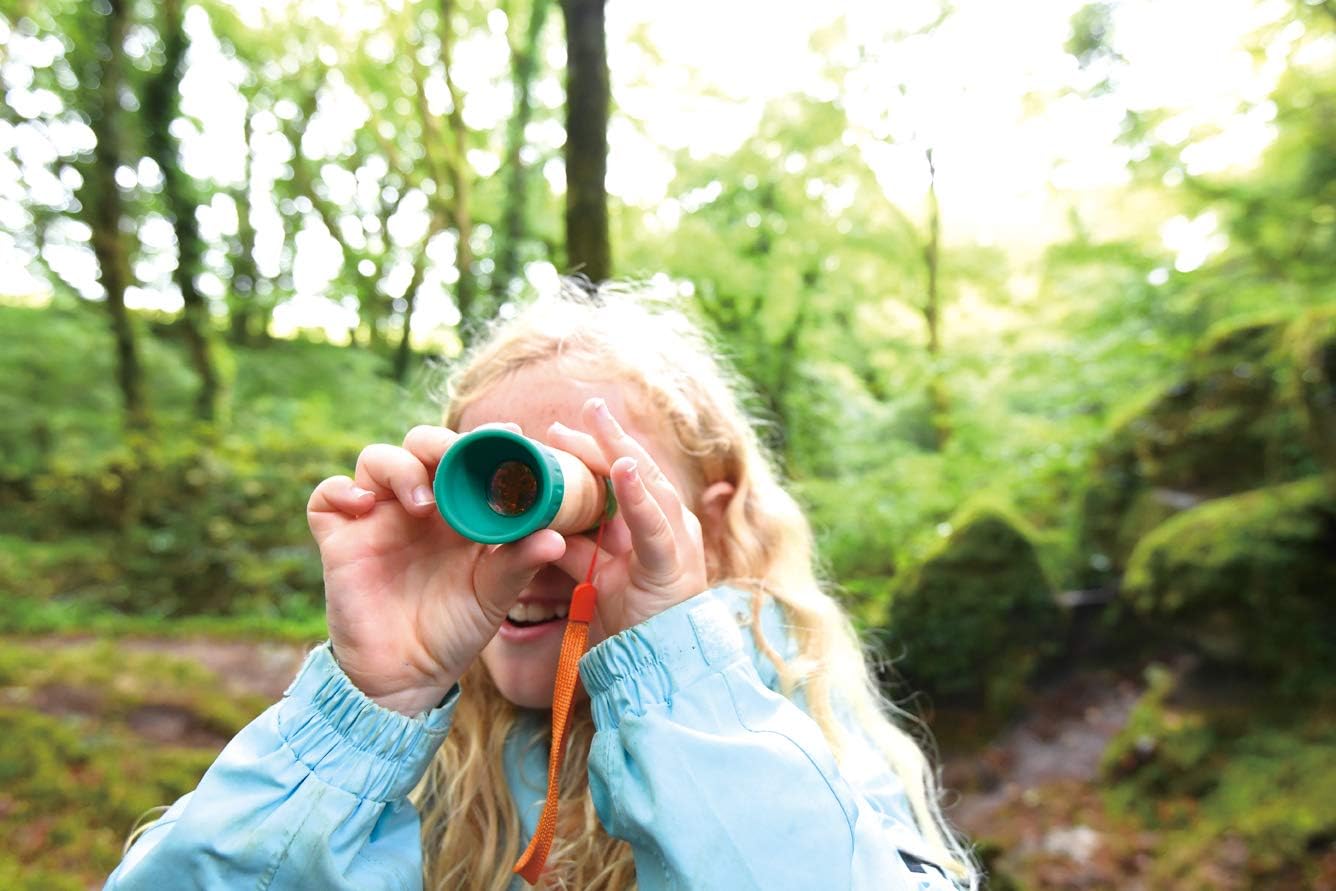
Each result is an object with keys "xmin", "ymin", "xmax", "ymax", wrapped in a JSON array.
[
  {"xmin": 494, "ymin": 0, "xmax": 552, "ymax": 303},
  {"xmin": 144, "ymin": 0, "xmax": 223, "ymax": 421},
  {"xmin": 561, "ymin": 0, "xmax": 610, "ymax": 281},
  {"xmin": 439, "ymin": 0, "xmax": 478, "ymax": 337},
  {"xmin": 228, "ymin": 104, "xmax": 267, "ymax": 345},
  {"xmin": 82, "ymin": 0, "xmax": 151, "ymax": 434}
]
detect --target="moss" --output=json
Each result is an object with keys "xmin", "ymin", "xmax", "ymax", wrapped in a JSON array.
[
  {"xmin": 885, "ymin": 501, "xmax": 1065, "ymax": 715},
  {"xmin": 1123, "ymin": 477, "xmax": 1336, "ymax": 685},
  {"xmin": 1103, "ymin": 667, "xmax": 1336, "ymax": 889},
  {"xmin": 0, "ymin": 640, "xmax": 278, "ymax": 884},
  {"xmin": 0, "ymin": 706, "xmax": 217, "ymax": 885},
  {"xmin": 1076, "ymin": 314, "xmax": 1320, "ymax": 584},
  {"xmin": 1283, "ymin": 307, "xmax": 1336, "ymax": 486},
  {"xmin": 0, "ymin": 640, "xmax": 272, "ymax": 735}
]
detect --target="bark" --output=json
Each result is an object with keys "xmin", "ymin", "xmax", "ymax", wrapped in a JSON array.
[
  {"xmin": 560, "ymin": 0, "xmax": 610, "ymax": 281},
  {"xmin": 84, "ymin": 0, "xmax": 151, "ymax": 433},
  {"xmin": 439, "ymin": 0, "xmax": 477, "ymax": 335},
  {"xmin": 144, "ymin": 0, "xmax": 221, "ymax": 420},
  {"xmin": 229, "ymin": 106, "xmax": 265, "ymax": 344},
  {"xmin": 392, "ymin": 211, "xmax": 447, "ymax": 382},
  {"xmin": 494, "ymin": 0, "xmax": 551, "ymax": 302}
]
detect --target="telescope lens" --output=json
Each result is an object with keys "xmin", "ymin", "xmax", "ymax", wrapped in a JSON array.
[{"xmin": 488, "ymin": 460, "xmax": 539, "ymax": 516}]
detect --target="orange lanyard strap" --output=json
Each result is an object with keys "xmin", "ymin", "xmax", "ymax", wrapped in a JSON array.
[{"xmin": 513, "ymin": 520, "xmax": 605, "ymax": 885}]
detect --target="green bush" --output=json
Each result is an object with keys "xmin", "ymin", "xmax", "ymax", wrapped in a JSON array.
[
  {"xmin": 1123, "ymin": 477, "xmax": 1336, "ymax": 686},
  {"xmin": 0, "ymin": 303, "xmax": 434, "ymax": 619},
  {"xmin": 884, "ymin": 502, "xmax": 1065, "ymax": 714}
]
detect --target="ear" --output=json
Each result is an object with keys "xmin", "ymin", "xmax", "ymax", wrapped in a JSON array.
[{"xmin": 697, "ymin": 480, "xmax": 736, "ymax": 565}]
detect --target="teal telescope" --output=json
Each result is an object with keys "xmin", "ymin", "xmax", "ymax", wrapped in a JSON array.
[{"xmin": 433, "ymin": 428, "xmax": 616, "ymax": 544}]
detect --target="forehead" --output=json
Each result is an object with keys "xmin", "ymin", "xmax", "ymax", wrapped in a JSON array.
[{"xmin": 455, "ymin": 361, "xmax": 644, "ymax": 438}]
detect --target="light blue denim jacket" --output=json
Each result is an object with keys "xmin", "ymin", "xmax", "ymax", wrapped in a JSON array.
[{"xmin": 107, "ymin": 587, "xmax": 963, "ymax": 890}]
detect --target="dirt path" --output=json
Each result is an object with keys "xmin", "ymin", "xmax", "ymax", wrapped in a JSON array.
[
  {"xmin": 108, "ymin": 637, "xmax": 310, "ymax": 702},
  {"xmin": 946, "ymin": 672, "xmax": 1141, "ymax": 829}
]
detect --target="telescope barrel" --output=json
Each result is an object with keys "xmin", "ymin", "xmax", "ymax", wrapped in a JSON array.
[{"xmin": 433, "ymin": 428, "xmax": 614, "ymax": 544}]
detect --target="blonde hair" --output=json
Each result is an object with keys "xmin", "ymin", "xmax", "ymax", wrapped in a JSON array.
[{"xmin": 414, "ymin": 280, "xmax": 977, "ymax": 889}]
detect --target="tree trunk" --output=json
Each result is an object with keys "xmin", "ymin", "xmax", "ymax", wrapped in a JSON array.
[
  {"xmin": 392, "ymin": 216, "xmax": 441, "ymax": 383},
  {"xmin": 561, "ymin": 0, "xmax": 610, "ymax": 281},
  {"xmin": 145, "ymin": 0, "xmax": 222, "ymax": 420},
  {"xmin": 230, "ymin": 106, "xmax": 264, "ymax": 344},
  {"xmin": 923, "ymin": 147, "xmax": 951, "ymax": 448},
  {"xmin": 85, "ymin": 0, "xmax": 150, "ymax": 434},
  {"xmin": 494, "ymin": 0, "xmax": 551, "ymax": 302},
  {"xmin": 439, "ymin": 0, "xmax": 477, "ymax": 335}
]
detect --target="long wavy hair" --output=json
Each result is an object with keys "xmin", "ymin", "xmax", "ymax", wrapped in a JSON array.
[{"xmin": 413, "ymin": 280, "xmax": 977, "ymax": 890}]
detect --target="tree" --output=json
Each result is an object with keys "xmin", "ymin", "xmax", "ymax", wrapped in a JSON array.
[
  {"xmin": 561, "ymin": 0, "xmax": 609, "ymax": 280},
  {"xmin": 80, "ymin": 0, "xmax": 151, "ymax": 433},
  {"xmin": 142, "ymin": 0, "xmax": 224, "ymax": 421},
  {"xmin": 493, "ymin": 0, "xmax": 553, "ymax": 302}
]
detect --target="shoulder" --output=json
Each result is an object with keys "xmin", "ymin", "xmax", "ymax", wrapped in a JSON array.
[{"xmin": 698, "ymin": 585, "xmax": 798, "ymax": 696}]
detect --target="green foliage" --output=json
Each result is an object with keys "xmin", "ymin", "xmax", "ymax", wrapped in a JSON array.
[
  {"xmin": 884, "ymin": 502, "xmax": 1065, "ymax": 714},
  {"xmin": 1103, "ymin": 666, "xmax": 1336, "ymax": 889},
  {"xmin": 0, "ymin": 304, "xmax": 432, "ymax": 621},
  {"xmin": 1123, "ymin": 477, "xmax": 1336, "ymax": 686}
]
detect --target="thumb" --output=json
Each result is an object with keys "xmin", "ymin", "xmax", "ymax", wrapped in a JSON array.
[{"xmin": 471, "ymin": 530, "xmax": 567, "ymax": 624}]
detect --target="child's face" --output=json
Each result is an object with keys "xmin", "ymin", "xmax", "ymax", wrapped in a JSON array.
[{"xmin": 455, "ymin": 360, "xmax": 700, "ymax": 710}]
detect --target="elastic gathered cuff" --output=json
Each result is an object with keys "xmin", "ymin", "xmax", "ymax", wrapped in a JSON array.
[
  {"xmin": 580, "ymin": 589, "xmax": 746, "ymax": 729},
  {"xmin": 276, "ymin": 643, "xmax": 458, "ymax": 802}
]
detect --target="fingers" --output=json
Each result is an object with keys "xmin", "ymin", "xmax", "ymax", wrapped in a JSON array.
[
  {"xmin": 582, "ymin": 398, "xmax": 689, "ymax": 528},
  {"xmin": 471, "ymin": 530, "xmax": 567, "ymax": 623},
  {"xmin": 401, "ymin": 425, "xmax": 459, "ymax": 474},
  {"xmin": 546, "ymin": 421, "xmax": 610, "ymax": 475},
  {"xmin": 354, "ymin": 443, "xmax": 437, "ymax": 516},
  {"xmin": 402, "ymin": 422, "xmax": 520, "ymax": 474},
  {"xmin": 609, "ymin": 456, "xmax": 680, "ymax": 582},
  {"xmin": 308, "ymin": 475, "xmax": 377, "ymax": 539}
]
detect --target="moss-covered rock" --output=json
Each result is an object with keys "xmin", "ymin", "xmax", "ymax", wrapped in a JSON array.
[
  {"xmin": 1123, "ymin": 477, "xmax": 1336, "ymax": 685},
  {"xmin": 885, "ymin": 503, "xmax": 1065, "ymax": 714},
  {"xmin": 1284, "ymin": 307, "xmax": 1336, "ymax": 486},
  {"xmin": 1077, "ymin": 315, "xmax": 1322, "ymax": 585}
]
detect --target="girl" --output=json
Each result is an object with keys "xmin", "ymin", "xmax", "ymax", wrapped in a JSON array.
[{"xmin": 108, "ymin": 282, "xmax": 976, "ymax": 890}]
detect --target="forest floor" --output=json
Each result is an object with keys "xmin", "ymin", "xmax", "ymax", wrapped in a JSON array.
[{"xmin": 7, "ymin": 635, "xmax": 1331, "ymax": 890}]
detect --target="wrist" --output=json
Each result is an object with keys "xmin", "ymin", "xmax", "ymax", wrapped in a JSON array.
[
  {"xmin": 371, "ymin": 686, "xmax": 456, "ymax": 717},
  {"xmin": 329, "ymin": 643, "xmax": 458, "ymax": 717}
]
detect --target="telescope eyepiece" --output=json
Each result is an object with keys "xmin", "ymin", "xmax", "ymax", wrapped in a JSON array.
[{"xmin": 488, "ymin": 460, "xmax": 539, "ymax": 517}]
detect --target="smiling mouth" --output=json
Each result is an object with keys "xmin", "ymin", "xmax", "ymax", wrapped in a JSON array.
[{"xmin": 505, "ymin": 602, "xmax": 570, "ymax": 627}]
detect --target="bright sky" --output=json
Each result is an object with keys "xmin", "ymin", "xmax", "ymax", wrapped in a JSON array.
[{"xmin": 0, "ymin": 0, "xmax": 1315, "ymax": 340}]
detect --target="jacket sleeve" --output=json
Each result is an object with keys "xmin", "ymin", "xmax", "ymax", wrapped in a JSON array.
[
  {"xmin": 579, "ymin": 591, "xmax": 966, "ymax": 891},
  {"xmin": 106, "ymin": 644, "xmax": 456, "ymax": 891}
]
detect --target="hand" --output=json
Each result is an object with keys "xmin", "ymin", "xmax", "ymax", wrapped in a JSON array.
[
  {"xmin": 306, "ymin": 424, "xmax": 566, "ymax": 715},
  {"xmin": 544, "ymin": 397, "xmax": 709, "ymax": 635}
]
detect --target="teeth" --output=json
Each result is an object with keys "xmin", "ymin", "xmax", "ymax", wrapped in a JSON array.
[{"xmin": 506, "ymin": 602, "xmax": 566, "ymax": 624}]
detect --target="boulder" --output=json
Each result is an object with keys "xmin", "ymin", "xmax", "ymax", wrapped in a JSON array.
[
  {"xmin": 1077, "ymin": 315, "xmax": 1320, "ymax": 585},
  {"xmin": 1123, "ymin": 477, "xmax": 1336, "ymax": 685},
  {"xmin": 886, "ymin": 503, "xmax": 1064, "ymax": 714}
]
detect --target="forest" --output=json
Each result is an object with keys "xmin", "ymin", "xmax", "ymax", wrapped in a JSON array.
[{"xmin": 1, "ymin": 0, "xmax": 1334, "ymax": 887}]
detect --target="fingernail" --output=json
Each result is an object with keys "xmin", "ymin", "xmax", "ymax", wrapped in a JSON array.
[
  {"xmin": 412, "ymin": 485, "xmax": 435, "ymax": 506},
  {"xmin": 620, "ymin": 458, "xmax": 638, "ymax": 480},
  {"xmin": 593, "ymin": 399, "xmax": 613, "ymax": 423},
  {"xmin": 549, "ymin": 420, "xmax": 573, "ymax": 435},
  {"xmin": 352, "ymin": 487, "xmax": 375, "ymax": 499}
]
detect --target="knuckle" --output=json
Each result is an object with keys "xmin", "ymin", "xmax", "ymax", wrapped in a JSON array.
[
  {"xmin": 403, "ymin": 425, "xmax": 436, "ymax": 448},
  {"xmin": 356, "ymin": 442, "xmax": 393, "ymax": 467}
]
